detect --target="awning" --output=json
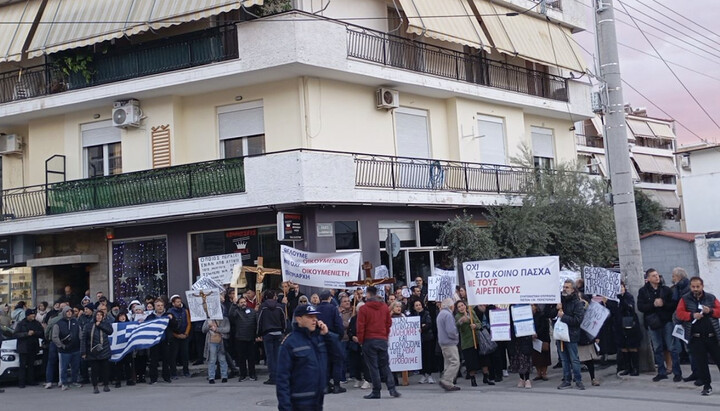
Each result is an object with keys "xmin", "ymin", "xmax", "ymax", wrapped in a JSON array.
[
  {"xmin": 397, "ymin": 0, "xmax": 491, "ymax": 52},
  {"xmin": 27, "ymin": 0, "xmax": 262, "ymax": 58},
  {"xmin": 647, "ymin": 121, "xmax": 675, "ymax": 139},
  {"xmin": 471, "ymin": 0, "xmax": 585, "ymax": 72},
  {"xmin": 592, "ymin": 153, "xmax": 607, "ymax": 177},
  {"xmin": 626, "ymin": 118, "xmax": 655, "ymax": 137},
  {"xmin": 590, "ymin": 116, "xmax": 604, "ymax": 136},
  {"xmin": 0, "ymin": 0, "xmax": 43, "ymax": 63},
  {"xmin": 632, "ymin": 153, "xmax": 677, "ymax": 175},
  {"xmin": 642, "ymin": 189, "xmax": 680, "ymax": 209},
  {"xmin": 27, "ymin": 254, "xmax": 100, "ymax": 267}
]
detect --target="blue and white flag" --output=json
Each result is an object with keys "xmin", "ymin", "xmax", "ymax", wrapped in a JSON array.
[{"xmin": 109, "ymin": 318, "xmax": 169, "ymax": 362}]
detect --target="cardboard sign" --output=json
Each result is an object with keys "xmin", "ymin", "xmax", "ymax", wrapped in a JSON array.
[
  {"xmin": 511, "ymin": 304, "xmax": 536, "ymax": 337},
  {"xmin": 464, "ymin": 256, "xmax": 560, "ymax": 305},
  {"xmin": 388, "ymin": 316, "xmax": 422, "ymax": 372},
  {"xmin": 198, "ymin": 253, "xmax": 242, "ymax": 284},
  {"xmin": 580, "ymin": 301, "xmax": 610, "ymax": 339},
  {"xmin": 280, "ymin": 245, "xmax": 360, "ymax": 289},
  {"xmin": 428, "ymin": 275, "xmax": 457, "ymax": 302},
  {"xmin": 583, "ymin": 267, "xmax": 621, "ymax": 301},
  {"xmin": 185, "ymin": 289, "xmax": 223, "ymax": 321},
  {"xmin": 489, "ymin": 309, "xmax": 511, "ymax": 341}
]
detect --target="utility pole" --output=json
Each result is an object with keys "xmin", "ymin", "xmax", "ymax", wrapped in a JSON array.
[{"xmin": 595, "ymin": 0, "xmax": 651, "ymax": 369}]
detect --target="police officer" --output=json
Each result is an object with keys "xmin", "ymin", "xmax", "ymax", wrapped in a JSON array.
[{"xmin": 276, "ymin": 304, "xmax": 340, "ymax": 411}]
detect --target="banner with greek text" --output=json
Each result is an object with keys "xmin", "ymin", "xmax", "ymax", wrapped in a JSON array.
[
  {"xmin": 198, "ymin": 253, "xmax": 242, "ymax": 284},
  {"xmin": 583, "ymin": 267, "xmax": 621, "ymax": 301},
  {"xmin": 463, "ymin": 256, "xmax": 560, "ymax": 305},
  {"xmin": 388, "ymin": 316, "xmax": 422, "ymax": 372},
  {"xmin": 280, "ymin": 245, "xmax": 360, "ymax": 289}
]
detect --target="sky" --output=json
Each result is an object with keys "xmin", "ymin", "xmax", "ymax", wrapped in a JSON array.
[{"xmin": 573, "ymin": 0, "xmax": 720, "ymax": 146}]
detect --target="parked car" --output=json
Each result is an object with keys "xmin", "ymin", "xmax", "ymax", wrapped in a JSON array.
[{"xmin": 0, "ymin": 325, "xmax": 44, "ymax": 381}]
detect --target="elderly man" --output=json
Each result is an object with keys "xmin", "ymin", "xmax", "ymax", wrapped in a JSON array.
[
  {"xmin": 437, "ymin": 298, "xmax": 461, "ymax": 392},
  {"xmin": 675, "ymin": 276, "xmax": 720, "ymax": 396},
  {"xmin": 553, "ymin": 280, "xmax": 586, "ymax": 390}
]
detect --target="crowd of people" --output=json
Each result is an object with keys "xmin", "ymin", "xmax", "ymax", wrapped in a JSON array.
[{"xmin": 0, "ymin": 266, "xmax": 719, "ymax": 406}]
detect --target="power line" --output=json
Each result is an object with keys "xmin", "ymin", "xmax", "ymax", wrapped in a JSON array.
[
  {"xmin": 618, "ymin": 1, "xmax": 720, "ymax": 132},
  {"xmin": 633, "ymin": 0, "xmax": 720, "ymax": 48},
  {"xmin": 647, "ymin": 0, "xmax": 720, "ymax": 40}
]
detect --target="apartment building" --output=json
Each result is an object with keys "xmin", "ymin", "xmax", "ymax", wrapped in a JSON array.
[
  {"xmin": 676, "ymin": 142, "xmax": 720, "ymax": 233},
  {"xmin": 575, "ymin": 105, "xmax": 680, "ymax": 231},
  {"xmin": 0, "ymin": 0, "xmax": 593, "ymax": 306}
]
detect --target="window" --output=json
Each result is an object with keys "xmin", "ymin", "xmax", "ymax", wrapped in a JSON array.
[
  {"xmin": 477, "ymin": 115, "xmax": 506, "ymax": 165},
  {"xmin": 335, "ymin": 221, "xmax": 360, "ymax": 251},
  {"xmin": 395, "ymin": 107, "xmax": 430, "ymax": 159},
  {"xmin": 82, "ymin": 120, "xmax": 122, "ymax": 177},
  {"xmin": 218, "ymin": 100, "xmax": 265, "ymax": 158},
  {"xmin": 112, "ymin": 237, "xmax": 167, "ymax": 303},
  {"xmin": 531, "ymin": 126, "xmax": 555, "ymax": 169}
]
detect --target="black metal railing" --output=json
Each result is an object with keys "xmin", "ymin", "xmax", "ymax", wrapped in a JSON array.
[
  {"xmin": 575, "ymin": 134, "xmax": 604, "ymax": 148},
  {"xmin": 347, "ymin": 28, "xmax": 568, "ymax": 101},
  {"xmin": 0, "ymin": 157, "xmax": 244, "ymax": 220},
  {"xmin": 354, "ymin": 154, "xmax": 539, "ymax": 194},
  {"xmin": 0, "ymin": 24, "xmax": 238, "ymax": 104}
]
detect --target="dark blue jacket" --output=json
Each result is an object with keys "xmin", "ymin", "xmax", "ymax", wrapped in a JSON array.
[
  {"xmin": 168, "ymin": 305, "xmax": 190, "ymax": 337},
  {"xmin": 276, "ymin": 324, "xmax": 337, "ymax": 411},
  {"xmin": 317, "ymin": 301, "xmax": 343, "ymax": 336}
]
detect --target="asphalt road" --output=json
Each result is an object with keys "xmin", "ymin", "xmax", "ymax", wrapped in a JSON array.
[{"xmin": 1, "ymin": 362, "xmax": 718, "ymax": 410}]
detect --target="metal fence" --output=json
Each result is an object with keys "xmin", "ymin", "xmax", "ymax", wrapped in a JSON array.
[
  {"xmin": 354, "ymin": 154, "xmax": 537, "ymax": 194},
  {"xmin": 347, "ymin": 28, "xmax": 568, "ymax": 101}
]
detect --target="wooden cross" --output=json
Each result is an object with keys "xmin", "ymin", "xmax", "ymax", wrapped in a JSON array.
[
  {"xmin": 231, "ymin": 256, "xmax": 282, "ymax": 303},
  {"xmin": 346, "ymin": 261, "xmax": 396, "ymax": 313}
]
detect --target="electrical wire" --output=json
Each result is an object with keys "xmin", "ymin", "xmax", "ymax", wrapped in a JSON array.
[
  {"xmin": 633, "ymin": 0, "xmax": 720, "ymax": 48},
  {"xmin": 648, "ymin": 0, "xmax": 720, "ymax": 40},
  {"xmin": 618, "ymin": 1, "xmax": 720, "ymax": 132}
]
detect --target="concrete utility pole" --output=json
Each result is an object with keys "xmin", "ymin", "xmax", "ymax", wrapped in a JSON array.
[{"xmin": 594, "ymin": 0, "xmax": 651, "ymax": 369}]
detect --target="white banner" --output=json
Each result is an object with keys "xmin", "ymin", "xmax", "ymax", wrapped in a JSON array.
[
  {"xmin": 280, "ymin": 245, "xmax": 360, "ymax": 289},
  {"xmin": 489, "ymin": 309, "xmax": 511, "ymax": 341},
  {"xmin": 463, "ymin": 256, "xmax": 560, "ymax": 305},
  {"xmin": 185, "ymin": 289, "xmax": 223, "ymax": 321},
  {"xmin": 388, "ymin": 316, "xmax": 422, "ymax": 372},
  {"xmin": 191, "ymin": 276, "xmax": 225, "ymax": 294},
  {"xmin": 580, "ymin": 300, "xmax": 610, "ymax": 339},
  {"xmin": 511, "ymin": 304, "xmax": 536, "ymax": 337},
  {"xmin": 428, "ymin": 275, "xmax": 457, "ymax": 302},
  {"xmin": 583, "ymin": 267, "xmax": 621, "ymax": 301},
  {"xmin": 198, "ymin": 253, "xmax": 243, "ymax": 284}
]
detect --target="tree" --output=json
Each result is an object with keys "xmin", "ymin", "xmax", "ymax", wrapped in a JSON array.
[
  {"xmin": 634, "ymin": 189, "xmax": 664, "ymax": 235},
  {"xmin": 437, "ymin": 213, "xmax": 497, "ymax": 266}
]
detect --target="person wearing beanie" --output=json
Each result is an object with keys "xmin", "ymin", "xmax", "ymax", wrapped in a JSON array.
[
  {"xmin": 80, "ymin": 310, "xmax": 114, "ymax": 394},
  {"xmin": 112, "ymin": 310, "xmax": 136, "ymax": 388},
  {"xmin": 13, "ymin": 309, "xmax": 43, "ymax": 388},
  {"xmin": 52, "ymin": 305, "xmax": 82, "ymax": 390}
]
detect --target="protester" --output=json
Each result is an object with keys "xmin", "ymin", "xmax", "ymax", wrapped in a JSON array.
[
  {"xmin": 454, "ymin": 300, "xmax": 480, "ymax": 387},
  {"xmin": 310, "ymin": 294, "xmax": 321, "ymax": 306},
  {"xmin": 390, "ymin": 301, "xmax": 404, "ymax": 318},
  {"xmin": 36, "ymin": 302, "xmax": 49, "ymax": 324},
  {"xmin": 412, "ymin": 300, "xmax": 436, "ymax": 384},
  {"xmin": 276, "ymin": 304, "xmax": 337, "ymax": 411},
  {"xmin": 339, "ymin": 295, "xmax": 353, "ymax": 384},
  {"xmin": 203, "ymin": 312, "xmax": 230, "ymax": 384},
  {"xmin": 348, "ymin": 302, "xmax": 371, "ymax": 389},
  {"xmin": 229, "ymin": 296, "xmax": 258, "ymax": 381},
  {"xmin": 11, "ymin": 301, "xmax": 27, "ymax": 325},
  {"xmin": 146, "ymin": 299, "xmax": 177, "ymax": 384},
  {"xmin": 111, "ymin": 311, "xmax": 135, "ymax": 388},
  {"xmin": 508, "ymin": 305, "xmax": 534, "ymax": 389},
  {"xmin": 44, "ymin": 301, "xmax": 68, "ymax": 389},
  {"xmin": 317, "ymin": 290, "xmax": 346, "ymax": 394},
  {"xmin": 357, "ymin": 285, "xmax": 400, "ymax": 399},
  {"xmin": 675, "ymin": 276, "xmax": 720, "ymax": 396},
  {"xmin": 168, "ymin": 295, "xmax": 191, "ymax": 379},
  {"xmin": 52, "ymin": 305, "xmax": 82, "ymax": 390},
  {"xmin": 607, "ymin": 282, "xmax": 641, "ymax": 376},
  {"xmin": 531, "ymin": 304, "xmax": 552, "ymax": 381},
  {"xmin": 80, "ymin": 310, "xmax": 114, "ymax": 394},
  {"xmin": 670, "ymin": 267, "xmax": 696, "ymax": 382},
  {"xmin": 552, "ymin": 280, "xmax": 585, "ymax": 390},
  {"xmin": 638, "ymin": 268, "xmax": 681, "ymax": 382},
  {"xmin": 577, "ymin": 299, "xmax": 600, "ymax": 386},
  {"xmin": 13, "ymin": 309, "xmax": 43, "ymax": 388},
  {"xmin": 437, "ymin": 298, "xmax": 461, "ymax": 391},
  {"xmin": 77, "ymin": 305, "xmax": 94, "ymax": 384},
  {"xmin": 473, "ymin": 304, "xmax": 498, "ymax": 385},
  {"xmin": 257, "ymin": 290, "xmax": 287, "ymax": 385}
]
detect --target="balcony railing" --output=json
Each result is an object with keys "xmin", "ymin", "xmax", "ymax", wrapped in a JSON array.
[
  {"xmin": 347, "ymin": 28, "xmax": 568, "ymax": 101},
  {"xmin": 0, "ymin": 157, "xmax": 245, "ymax": 220},
  {"xmin": 354, "ymin": 154, "xmax": 540, "ymax": 194},
  {"xmin": 0, "ymin": 24, "xmax": 238, "ymax": 104},
  {"xmin": 576, "ymin": 134, "xmax": 604, "ymax": 148}
]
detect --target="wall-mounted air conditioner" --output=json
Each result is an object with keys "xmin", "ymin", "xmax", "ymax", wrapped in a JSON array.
[
  {"xmin": 112, "ymin": 99, "xmax": 142, "ymax": 128},
  {"xmin": 376, "ymin": 88, "xmax": 399, "ymax": 110},
  {"xmin": 0, "ymin": 134, "xmax": 23, "ymax": 155}
]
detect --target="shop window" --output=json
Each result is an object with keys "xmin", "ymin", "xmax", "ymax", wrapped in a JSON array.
[
  {"xmin": 112, "ymin": 237, "xmax": 168, "ymax": 304},
  {"xmin": 335, "ymin": 221, "xmax": 360, "ymax": 250},
  {"xmin": 0, "ymin": 267, "xmax": 33, "ymax": 307}
]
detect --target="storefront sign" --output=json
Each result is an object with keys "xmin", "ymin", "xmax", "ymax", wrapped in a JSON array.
[
  {"xmin": 316, "ymin": 223, "xmax": 334, "ymax": 237},
  {"xmin": 280, "ymin": 245, "xmax": 360, "ymax": 289},
  {"xmin": 388, "ymin": 316, "xmax": 422, "ymax": 372},
  {"xmin": 463, "ymin": 256, "xmax": 560, "ymax": 305},
  {"xmin": 277, "ymin": 212, "xmax": 304, "ymax": 241},
  {"xmin": 0, "ymin": 237, "xmax": 11, "ymax": 266}
]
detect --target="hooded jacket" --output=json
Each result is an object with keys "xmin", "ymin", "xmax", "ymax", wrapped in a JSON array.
[
  {"xmin": 257, "ymin": 299, "xmax": 287, "ymax": 336},
  {"xmin": 356, "ymin": 299, "xmax": 391, "ymax": 344},
  {"xmin": 52, "ymin": 307, "xmax": 81, "ymax": 353}
]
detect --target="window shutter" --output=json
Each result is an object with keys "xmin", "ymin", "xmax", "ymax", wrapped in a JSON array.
[{"xmin": 151, "ymin": 125, "xmax": 171, "ymax": 168}]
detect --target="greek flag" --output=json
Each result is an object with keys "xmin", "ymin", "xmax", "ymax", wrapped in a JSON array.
[{"xmin": 109, "ymin": 318, "xmax": 169, "ymax": 362}]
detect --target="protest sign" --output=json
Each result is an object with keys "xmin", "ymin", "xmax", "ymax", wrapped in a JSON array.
[
  {"xmin": 511, "ymin": 304, "xmax": 536, "ymax": 337},
  {"xmin": 191, "ymin": 276, "xmax": 225, "ymax": 293},
  {"xmin": 185, "ymin": 289, "xmax": 223, "ymax": 320},
  {"xmin": 427, "ymin": 269, "xmax": 457, "ymax": 302},
  {"xmin": 580, "ymin": 301, "xmax": 610, "ymax": 338},
  {"xmin": 489, "ymin": 309, "xmax": 511, "ymax": 341},
  {"xmin": 388, "ymin": 316, "xmax": 422, "ymax": 372},
  {"xmin": 463, "ymin": 256, "xmax": 560, "ymax": 305},
  {"xmin": 280, "ymin": 245, "xmax": 360, "ymax": 289},
  {"xmin": 583, "ymin": 267, "xmax": 621, "ymax": 301},
  {"xmin": 198, "ymin": 253, "xmax": 242, "ymax": 284}
]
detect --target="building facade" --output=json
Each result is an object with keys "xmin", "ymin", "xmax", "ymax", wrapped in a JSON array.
[
  {"xmin": 676, "ymin": 142, "xmax": 720, "ymax": 233},
  {"xmin": 0, "ymin": 0, "xmax": 593, "ymax": 306}
]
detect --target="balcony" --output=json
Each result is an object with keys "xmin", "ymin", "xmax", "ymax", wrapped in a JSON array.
[
  {"xmin": 0, "ymin": 24, "xmax": 238, "ymax": 105},
  {"xmin": 347, "ymin": 27, "xmax": 569, "ymax": 101},
  {"xmin": 1, "ymin": 157, "xmax": 245, "ymax": 220},
  {"xmin": 576, "ymin": 134, "xmax": 604, "ymax": 148}
]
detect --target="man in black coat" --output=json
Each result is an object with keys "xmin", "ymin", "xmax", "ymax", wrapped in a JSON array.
[
  {"xmin": 256, "ymin": 290, "xmax": 286, "ymax": 385},
  {"xmin": 551, "ymin": 280, "xmax": 586, "ymax": 390},
  {"xmin": 228, "ymin": 296, "xmax": 258, "ymax": 381},
  {"xmin": 317, "ymin": 290, "xmax": 346, "ymax": 394},
  {"xmin": 638, "ymin": 268, "xmax": 681, "ymax": 382},
  {"xmin": 13, "ymin": 309, "xmax": 43, "ymax": 388}
]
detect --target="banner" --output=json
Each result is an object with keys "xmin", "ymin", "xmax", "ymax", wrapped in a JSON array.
[
  {"xmin": 511, "ymin": 304, "xmax": 535, "ymax": 337},
  {"xmin": 463, "ymin": 256, "xmax": 560, "ymax": 305},
  {"xmin": 185, "ymin": 289, "xmax": 224, "ymax": 320},
  {"xmin": 583, "ymin": 267, "xmax": 621, "ymax": 301},
  {"xmin": 280, "ymin": 245, "xmax": 360, "ymax": 289},
  {"xmin": 489, "ymin": 309, "xmax": 511, "ymax": 341},
  {"xmin": 198, "ymin": 253, "xmax": 242, "ymax": 284},
  {"xmin": 428, "ymin": 274, "xmax": 457, "ymax": 302},
  {"xmin": 192, "ymin": 276, "xmax": 225, "ymax": 293},
  {"xmin": 388, "ymin": 316, "xmax": 422, "ymax": 372},
  {"xmin": 580, "ymin": 301, "xmax": 610, "ymax": 339},
  {"xmin": 109, "ymin": 318, "xmax": 169, "ymax": 362}
]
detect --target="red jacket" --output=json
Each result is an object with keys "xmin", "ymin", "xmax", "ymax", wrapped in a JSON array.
[{"xmin": 357, "ymin": 300, "xmax": 391, "ymax": 344}]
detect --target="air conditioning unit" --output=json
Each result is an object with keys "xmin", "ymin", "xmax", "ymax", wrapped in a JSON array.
[
  {"xmin": 680, "ymin": 154, "xmax": 691, "ymax": 170},
  {"xmin": 376, "ymin": 88, "xmax": 399, "ymax": 110},
  {"xmin": 0, "ymin": 134, "xmax": 22, "ymax": 155},
  {"xmin": 112, "ymin": 99, "xmax": 142, "ymax": 128}
]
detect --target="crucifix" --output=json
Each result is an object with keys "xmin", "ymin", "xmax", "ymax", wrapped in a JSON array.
[
  {"xmin": 191, "ymin": 290, "xmax": 214, "ymax": 319},
  {"xmin": 231, "ymin": 256, "xmax": 282, "ymax": 304},
  {"xmin": 345, "ymin": 261, "xmax": 396, "ymax": 314}
]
